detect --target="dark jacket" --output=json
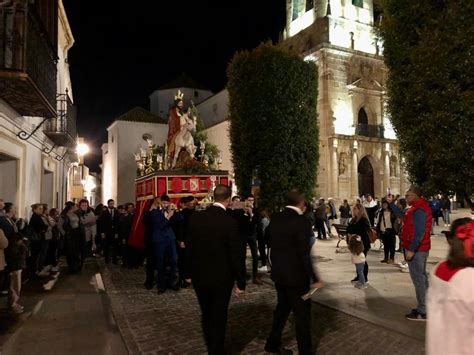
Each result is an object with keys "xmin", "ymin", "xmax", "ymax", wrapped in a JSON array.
[
  {"xmin": 234, "ymin": 209, "xmax": 258, "ymax": 237},
  {"xmin": 347, "ymin": 217, "xmax": 371, "ymax": 251},
  {"xmin": 187, "ymin": 205, "xmax": 245, "ymax": 290},
  {"xmin": 99, "ymin": 208, "xmax": 119, "ymax": 237},
  {"xmin": 0, "ymin": 216, "xmax": 18, "ymax": 238},
  {"xmin": 268, "ymin": 208, "xmax": 319, "ymax": 287},
  {"xmin": 5, "ymin": 235, "xmax": 27, "ymax": 271},
  {"xmin": 142, "ymin": 210, "xmax": 153, "ymax": 245},
  {"xmin": 29, "ymin": 213, "xmax": 48, "ymax": 239},
  {"xmin": 339, "ymin": 205, "xmax": 351, "ymax": 219},
  {"xmin": 170, "ymin": 211, "xmax": 185, "ymax": 243},
  {"xmin": 149, "ymin": 209, "xmax": 175, "ymax": 243},
  {"xmin": 117, "ymin": 213, "xmax": 134, "ymax": 240}
]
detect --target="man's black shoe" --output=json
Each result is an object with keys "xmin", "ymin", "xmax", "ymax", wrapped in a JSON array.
[
  {"xmin": 144, "ymin": 283, "xmax": 153, "ymax": 290},
  {"xmin": 157, "ymin": 289, "xmax": 166, "ymax": 294},
  {"xmin": 264, "ymin": 346, "xmax": 293, "ymax": 354},
  {"xmin": 351, "ymin": 276, "xmax": 359, "ymax": 283}
]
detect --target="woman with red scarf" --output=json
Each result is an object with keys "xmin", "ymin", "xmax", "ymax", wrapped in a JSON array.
[{"xmin": 426, "ymin": 218, "xmax": 474, "ymax": 355}]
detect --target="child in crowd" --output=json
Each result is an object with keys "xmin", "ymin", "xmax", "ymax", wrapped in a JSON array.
[
  {"xmin": 348, "ymin": 235, "xmax": 368, "ymax": 289},
  {"xmin": 426, "ymin": 218, "xmax": 474, "ymax": 354}
]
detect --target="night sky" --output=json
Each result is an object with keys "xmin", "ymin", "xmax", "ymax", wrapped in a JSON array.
[{"xmin": 63, "ymin": 0, "xmax": 286, "ymax": 171}]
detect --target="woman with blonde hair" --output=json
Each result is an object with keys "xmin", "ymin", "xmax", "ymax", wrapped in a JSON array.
[{"xmin": 347, "ymin": 202, "xmax": 371, "ymax": 283}]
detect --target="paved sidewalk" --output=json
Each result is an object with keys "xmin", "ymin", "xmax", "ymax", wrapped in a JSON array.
[
  {"xmin": 312, "ymin": 208, "xmax": 471, "ymax": 341},
  {"xmin": 1, "ymin": 260, "xmax": 128, "ymax": 355}
]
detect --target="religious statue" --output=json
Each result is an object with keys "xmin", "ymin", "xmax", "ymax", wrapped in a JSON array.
[
  {"xmin": 338, "ymin": 152, "xmax": 348, "ymax": 176},
  {"xmin": 167, "ymin": 90, "xmax": 185, "ymax": 163},
  {"xmin": 171, "ymin": 110, "xmax": 197, "ymax": 168},
  {"xmin": 390, "ymin": 156, "xmax": 398, "ymax": 177}
]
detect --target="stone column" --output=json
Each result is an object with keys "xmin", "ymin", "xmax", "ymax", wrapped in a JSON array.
[
  {"xmin": 384, "ymin": 143, "xmax": 390, "ymax": 195},
  {"xmin": 331, "ymin": 139, "xmax": 338, "ymax": 198},
  {"xmin": 351, "ymin": 141, "xmax": 358, "ymax": 198}
]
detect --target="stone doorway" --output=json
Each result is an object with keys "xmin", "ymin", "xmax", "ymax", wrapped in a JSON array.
[{"xmin": 358, "ymin": 156, "xmax": 374, "ymax": 197}]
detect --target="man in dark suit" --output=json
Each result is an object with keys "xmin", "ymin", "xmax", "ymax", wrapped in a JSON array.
[
  {"xmin": 233, "ymin": 194, "xmax": 261, "ymax": 285},
  {"xmin": 100, "ymin": 199, "xmax": 120, "ymax": 264},
  {"xmin": 265, "ymin": 189, "xmax": 323, "ymax": 355},
  {"xmin": 187, "ymin": 185, "xmax": 246, "ymax": 355}
]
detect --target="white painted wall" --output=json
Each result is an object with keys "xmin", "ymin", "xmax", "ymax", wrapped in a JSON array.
[
  {"xmin": 203, "ymin": 120, "xmax": 232, "ymax": 173},
  {"xmin": 197, "ymin": 90, "xmax": 229, "ymax": 129},
  {"xmin": 149, "ymin": 88, "xmax": 213, "ymax": 118},
  {"xmin": 0, "ymin": 159, "xmax": 18, "ymax": 206},
  {"xmin": 57, "ymin": 0, "xmax": 74, "ymax": 100},
  {"xmin": 102, "ymin": 120, "xmax": 168, "ymax": 204}
]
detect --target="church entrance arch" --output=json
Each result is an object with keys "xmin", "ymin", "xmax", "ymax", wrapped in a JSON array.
[{"xmin": 358, "ymin": 156, "xmax": 374, "ymax": 197}]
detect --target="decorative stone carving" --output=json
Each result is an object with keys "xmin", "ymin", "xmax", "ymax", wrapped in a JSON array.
[
  {"xmin": 338, "ymin": 152, "xmax": 348, "ymax": 176},
  {"xmin": 390, "ymin": 155, "xmax": 398, "ymax": 177}
]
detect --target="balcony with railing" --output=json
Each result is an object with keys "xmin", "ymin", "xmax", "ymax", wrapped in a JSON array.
[
  {"xmin": 0, "ymin": 0, "xmax": 58, "ymax": 118},
  {"xmin": 44, "ymin": 92, "xmax": 77, "ymax": 147},
  {"xmin": 355, "ymin": 123, "xmax": 385, "ymax": 139}
]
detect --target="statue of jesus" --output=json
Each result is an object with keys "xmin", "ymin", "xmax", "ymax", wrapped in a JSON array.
[{"xmin": 167, "ymin": 90, "xmax": 184, "ymax": 163}]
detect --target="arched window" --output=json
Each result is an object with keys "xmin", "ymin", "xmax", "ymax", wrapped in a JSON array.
[{"xmin": 358, "ymin": 108, "xmax": 368, "ymax": 125}]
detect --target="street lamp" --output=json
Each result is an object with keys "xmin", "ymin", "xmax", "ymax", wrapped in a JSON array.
[{"xmin": 77, "ymin": 142, "xmax": 90, "ymax": 157}]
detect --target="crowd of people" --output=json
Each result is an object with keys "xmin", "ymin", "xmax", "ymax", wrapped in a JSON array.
[
  {"xmin": 0, "ymin": 186, "xmax": 471, "ymax": 354},
  {"xmin": 0, "ymin": 198, "xmax": 136, "ymax": 314}
]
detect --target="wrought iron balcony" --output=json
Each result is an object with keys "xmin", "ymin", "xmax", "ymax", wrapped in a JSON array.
[
  {"xmin": 355, "ymin": 123, "xmax": 385, "ymax": 139},
  {"xmin": 43, "ymin": 93, "xmax": 77, "ymax": 147},
  {"xmin": 0, "ymin": 1, "xmax": 58, "ymax": 118}
]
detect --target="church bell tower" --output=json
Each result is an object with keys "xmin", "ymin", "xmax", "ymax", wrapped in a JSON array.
[{"xmin": 281, "ymin": 0, "xmax": 409, "ymax": 202}]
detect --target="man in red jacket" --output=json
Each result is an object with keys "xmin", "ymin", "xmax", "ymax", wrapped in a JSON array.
[{"xmin": 390, "ymin": 185, "xmax": 432, "ymax": 321}]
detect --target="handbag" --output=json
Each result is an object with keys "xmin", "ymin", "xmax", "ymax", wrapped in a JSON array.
[{"xmin": 368, "ymin": 227, "xmax": 378, "ymax": 243}]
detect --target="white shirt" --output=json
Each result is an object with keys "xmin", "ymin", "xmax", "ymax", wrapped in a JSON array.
[
  {"xmin": 286, "ymin": 206, "xmax": 303, "ymax": 215},
  {"xmin": 380, "ymin": 210, "xmax": 393, "ymax": 232},
  {"xmin": 363, "ymin": 200, "xmax": 377, "ymax": 208},
  {"xmin": 351, "ymin": 252, "xmax": 366, "ymax": 264},
  {"xmin": 213, "ymin": 202, "xmax": 226, "ymax": 211},
  {"xmin": 426, "ymin": 263, "xmax": 474, "ymax": 355}
]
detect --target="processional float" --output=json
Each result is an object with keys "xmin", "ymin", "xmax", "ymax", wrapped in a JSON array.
[{"xmin": 128, "ymin": 90, "xmax": 229, "ymax": 251}]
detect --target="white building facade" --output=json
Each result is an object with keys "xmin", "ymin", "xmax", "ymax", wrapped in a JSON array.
[
  {"xmin": 0, "ymin": 0, "xmax": 78, "ymax": 217},
  {"xmin": 102, "ymin": 107, "xmax": 168, "ymax": 204}
]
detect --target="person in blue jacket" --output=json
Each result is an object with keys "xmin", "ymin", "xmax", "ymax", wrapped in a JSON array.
[{"xmin": 150, "ymin": 194, "xmax": 179, "ymax": 294}]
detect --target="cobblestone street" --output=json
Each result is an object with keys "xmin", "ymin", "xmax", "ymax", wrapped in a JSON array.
[{"xmin": 101, "ymin": 263, "xmax": 424, "ymax": 355}]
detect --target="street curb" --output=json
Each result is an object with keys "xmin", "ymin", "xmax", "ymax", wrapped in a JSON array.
[
  {"xmin": 260, "ymin": 277, "xmax": 424, "ymax": 344},
  {"xmin": 97, "ymin": 260, "xmax": 138, "ymax": 355}
]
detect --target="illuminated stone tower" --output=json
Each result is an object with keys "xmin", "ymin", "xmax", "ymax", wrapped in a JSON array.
[{"xmin": 281, "ymin": 0, "xmax": 408, "ymax": 200}]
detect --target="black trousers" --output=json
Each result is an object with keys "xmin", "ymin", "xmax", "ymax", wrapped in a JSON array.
[
  {"xmin": 242, "ymin": 235, "xmax": 259, "ymax": 278},
  {"xmin": 46, "ymin": 239, "xmax": 59, "ymax": 267},
  {"xmin": 144, "ymin": 241, "xmax": 156, "ymax": 287},
  {"xmin": 266, "ymin": 283, "xmax": 312, "ymax": 355},
  {"xmin": 257, "ymin": 236, "xmax": 267, "ymax": 266},
  {"xmin": 381, "ymin": 231, "xmax": 396, "ymax": 260},
  {"xmin": 176, "ymin": 243, "xmax": 187, "ymax": 280},
  {"xmin": 103, "ymin": 235, "xmax": 118, "ymax": 263},
  {"xmin": 194, "ymin": 284, "xmax": 233, "ymax": 355},
  {"xmin": 314, "ymin": 218, "xmax": 326, "ymax": 239}
]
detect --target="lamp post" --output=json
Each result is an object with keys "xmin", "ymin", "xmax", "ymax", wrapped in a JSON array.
[{"xmin": 74, "ymin": 137, "xmax": 90, "ymax": 202}]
